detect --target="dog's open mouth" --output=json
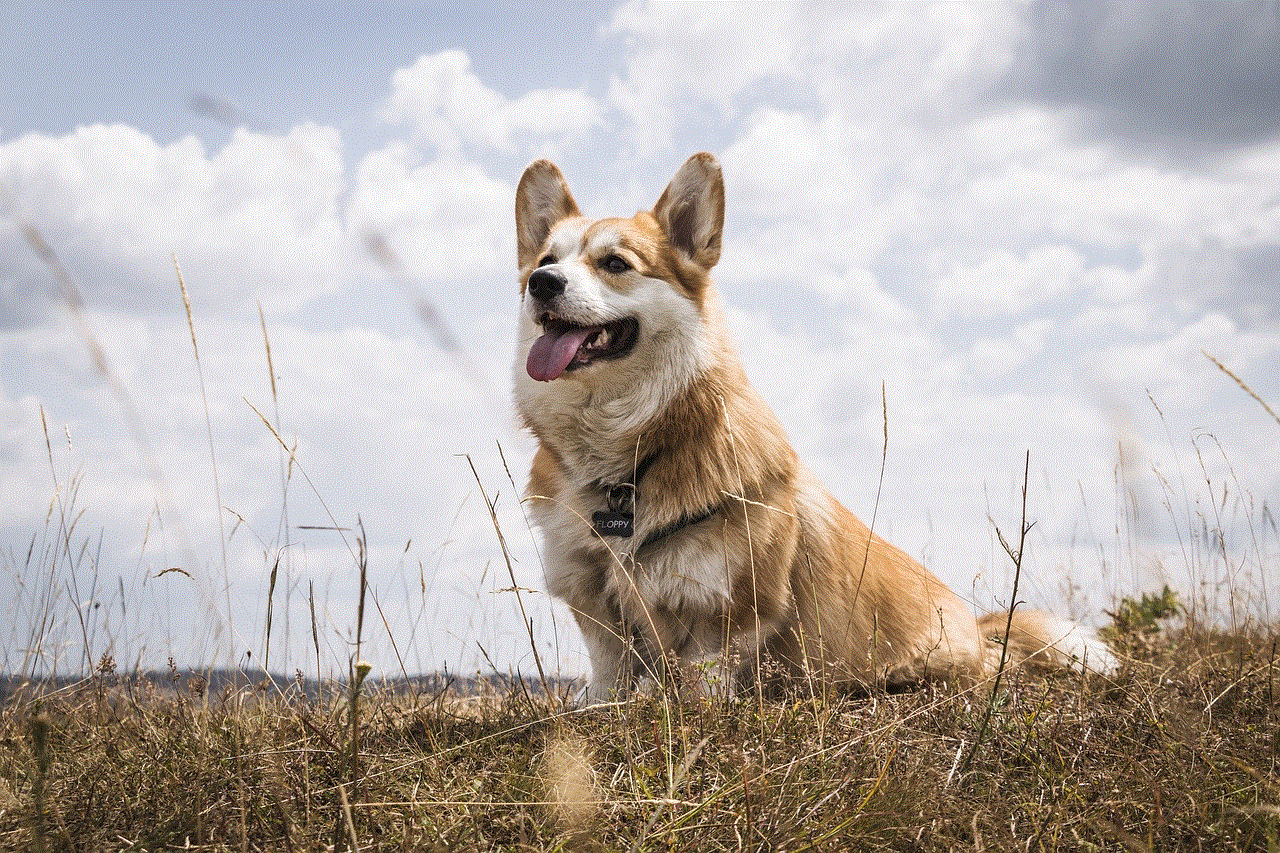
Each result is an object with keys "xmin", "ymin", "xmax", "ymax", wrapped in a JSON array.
[{"xmin": 526, "ymin": 314, "xmax": 640, "ymax": 382}]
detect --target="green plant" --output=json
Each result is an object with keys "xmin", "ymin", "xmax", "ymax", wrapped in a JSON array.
[{"xmin": 1101, "ymin": 584, "xmax": 1184, "ymax": 650}]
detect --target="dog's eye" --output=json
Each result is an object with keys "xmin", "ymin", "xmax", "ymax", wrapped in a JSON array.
[
  {"xmin": 537, "ymin": 255, "xmax": 556, "ymax": 267},
  {"xmin": 601, "ymin": 255, "xmax": 630, "ymax": 274}
]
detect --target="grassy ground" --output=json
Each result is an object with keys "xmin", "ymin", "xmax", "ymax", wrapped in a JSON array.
[{"xmin": 2, "ymin": 612, "xmax": 1276, "ymax": 852}]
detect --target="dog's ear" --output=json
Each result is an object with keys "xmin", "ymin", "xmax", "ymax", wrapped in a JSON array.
[
  {"xmin": 516, "ymin": 160, "xmax": 581, "ymax": 269},
  {"xmin": 653, "ymin": 153, "xmax": 724, "ymax": 270}
]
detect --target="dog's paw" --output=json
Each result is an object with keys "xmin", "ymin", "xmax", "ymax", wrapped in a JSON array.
[{"xmin": 569, "ymin": 680, "xmax": 628, "ymax": 709}]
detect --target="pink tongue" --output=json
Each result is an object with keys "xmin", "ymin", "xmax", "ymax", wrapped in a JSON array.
[{"xmin": 526, "ymin": 325, "xmax": 597, "ymax": 382}]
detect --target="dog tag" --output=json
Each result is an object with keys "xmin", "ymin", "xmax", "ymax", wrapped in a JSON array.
[{"xmin": 592, "ymin": 510, "xmax": 634, "ymax": 538}]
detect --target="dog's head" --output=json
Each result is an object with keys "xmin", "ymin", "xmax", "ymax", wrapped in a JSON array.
[{"xmin": 514, "ymin": 153, "xmax": 725, "ymax": 388}]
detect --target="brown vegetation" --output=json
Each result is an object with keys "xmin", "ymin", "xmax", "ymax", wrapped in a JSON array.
[{"xmin": 2, "ymin": 612, "xmax": 1277, "ymax": 852}]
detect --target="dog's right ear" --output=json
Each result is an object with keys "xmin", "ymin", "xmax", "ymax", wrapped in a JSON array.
[{"xmin": 515, "ymin": 160, "xmax": 581, "ymax": 269}]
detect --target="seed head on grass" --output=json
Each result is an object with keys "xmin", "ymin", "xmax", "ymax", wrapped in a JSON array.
[
  {"xmin": 354, "ymin": 660, "xmax": 372, "ymax": 690},
  {"xmin": 542, "ymin": 732, "xmax": 600, "ymax": 834}
]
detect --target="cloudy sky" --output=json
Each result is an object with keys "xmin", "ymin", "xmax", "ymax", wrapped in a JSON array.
[{"xmin": 3, "ymin": 1, "xmax": 1277, "ymax": 681}]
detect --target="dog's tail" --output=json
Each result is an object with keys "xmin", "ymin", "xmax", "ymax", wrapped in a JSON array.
[{"xmin": 977, "ymin": 610, "xmax": 1118, "ymax": 676}]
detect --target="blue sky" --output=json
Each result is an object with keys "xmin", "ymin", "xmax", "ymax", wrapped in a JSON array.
[
  {"xmin": 3, "ymin": 1, "xmax": 1278, "ymax": 681},
  {"xmin": 2, "ymin": 3, "xmax": 610, "ymax": 141}
]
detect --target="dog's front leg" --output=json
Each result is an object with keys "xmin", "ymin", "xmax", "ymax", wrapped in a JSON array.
[
  {"xmin": 625, "ymin": 607, "xmax": 736, "ymax": 701},
  {"xmin": 568, "ymin": 600, "xmax": 643, "ymax": 705},
  {"xmin": 675, "ymin": 614, "xmax": 789, "ymax": 699}
]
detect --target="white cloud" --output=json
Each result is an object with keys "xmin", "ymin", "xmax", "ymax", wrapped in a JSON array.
[
  {"xmin": 722, "ymin": 108, "xmax": 864, "ymax": 219},
  {"xmin": 604, "ymin": 0, "xmax": 799, "ymax": 154},
  {"xmin": 385, "ymin": 50, "xmax": 600, "ymax": 153},
  {"xmin": 0, "ymin": 122, "xmax": 348, "ymax": 320},
  {"xmin": 805, "ymin": 3, "xmax": 1023, "ymax": 122},
  {"xmin": 967, "ymin": 319, "xmax": 1053, "ymax": 379},
  {"xmin": 347, "ymin": 145, "xmax": 512, "ymax": 288},
  {"xmin": 1090, "ymin": 312, "xmax": 1247, "ymax": 396},
  {"xmin": 935, "ymin": 245, "xmax": 1087, "ymax": 318},
  {"xmin": 960, "ymin": 150, "xmax": 1276, "ymax": 252}
]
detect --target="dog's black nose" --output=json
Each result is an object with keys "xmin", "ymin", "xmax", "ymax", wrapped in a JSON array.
[{"xmin": 527, "ymin": 267, "xmax": 566, "ymax": 302}]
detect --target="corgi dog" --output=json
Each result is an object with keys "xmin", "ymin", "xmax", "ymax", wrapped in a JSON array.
[{"xmin": 513, "ymin": 153, "xmax": 1115, "ymax": 703}]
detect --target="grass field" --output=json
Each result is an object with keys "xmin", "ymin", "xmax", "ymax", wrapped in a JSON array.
[{"xmin": 2, "ymin": 603, "xmax": 1277, "ymax": 851}]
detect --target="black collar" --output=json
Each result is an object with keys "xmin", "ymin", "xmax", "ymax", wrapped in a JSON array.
[
  {"xmin": 591, "ymin": 452, "xmax": 719, "ymax": 550},
  {"xmin": 638, "ymin": 505, "xmax": 718, "ymax": 550}
]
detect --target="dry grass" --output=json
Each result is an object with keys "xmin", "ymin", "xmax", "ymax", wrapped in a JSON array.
[{"xmin": 2, "ymin": 616, "xmax": 1277, "ymax": 852}]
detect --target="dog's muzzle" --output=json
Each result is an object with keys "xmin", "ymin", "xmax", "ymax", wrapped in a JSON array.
[
  {"xmin": 527, "ymin": 267, "xmax": 566, "ymax": 303},
  {"xmin": 523, "ymin": 266, "xmax": 640, "ymax": 382}
]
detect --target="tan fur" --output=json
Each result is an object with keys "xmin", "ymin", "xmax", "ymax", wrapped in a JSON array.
[{"xmin": 513, "ymin": 153, "xmax": 1115, "ymax": 703}]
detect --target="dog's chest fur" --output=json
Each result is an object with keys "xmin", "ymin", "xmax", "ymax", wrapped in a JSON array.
[
  {"xmin": 523, "ymin": 388, "xmax": 650, "ymax": 485},
  {"xmin": 521, "ymin": 388, "xmax": 738, "ymax": 620}
]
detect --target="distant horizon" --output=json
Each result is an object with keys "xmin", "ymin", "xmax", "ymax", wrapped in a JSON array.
[{"xmin": 0, "ymin": 665, "xmax": 575, "ymax": 693}]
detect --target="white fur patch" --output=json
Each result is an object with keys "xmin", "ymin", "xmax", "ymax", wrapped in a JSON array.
[
  {"xmin": 1039, "ymin": 615, "xmax": 1119, "ymax": 675},
  {"xmin": 631, "ymin": 528, "xmax": 731, "ymax": 613}
]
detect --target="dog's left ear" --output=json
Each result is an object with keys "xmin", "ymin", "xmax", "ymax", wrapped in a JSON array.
[
  {"xmin": 516, "ymin": 160, "xmax": 582, "ymax": 269},
  {"xmin": 653, "ymin": 153, "xmax": 725, "ymax": 270}
]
